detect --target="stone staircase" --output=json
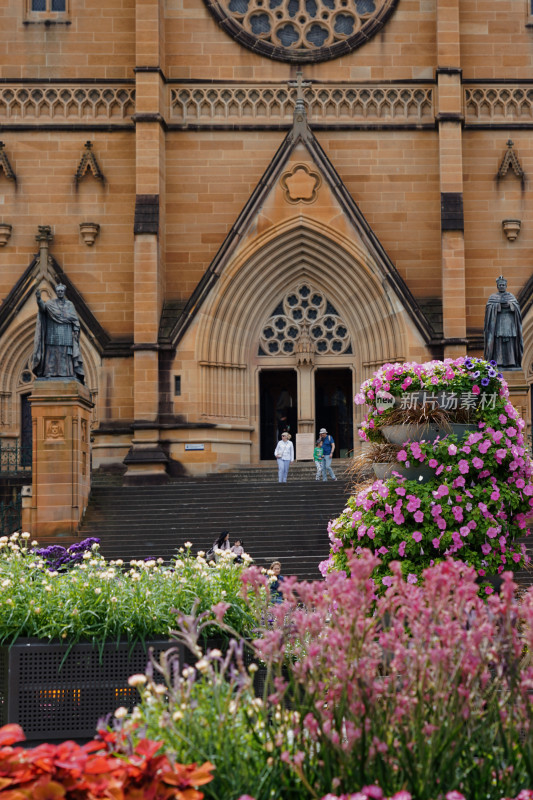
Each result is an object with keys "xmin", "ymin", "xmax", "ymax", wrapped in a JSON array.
[
  {"xmin": 79, "ymin": 467, "xmax": 352, "ymax": 581},
  {"xmin": 68, "ymin": 459, "xmax": 533, "ymax": 589}
]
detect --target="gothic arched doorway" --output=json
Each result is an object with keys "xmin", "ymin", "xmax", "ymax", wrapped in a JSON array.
[
  {"xmin": 259, "ymin": 369, "xmax": 297, "ymax": 460},
  {"xmin": 315, "ymin": 368, "xmax": 353, "ymax": 458}
]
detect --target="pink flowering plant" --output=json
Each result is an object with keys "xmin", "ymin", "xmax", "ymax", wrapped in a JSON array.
[
  {"xmin": 115, "ymin": 553, "xmax": 533, "ymax": 799},
  {"xmin": 355, "ymin": 356, "xmax": 504, "ymax": 442},
  {"xmin": 325, "ymin": 359, "xmax": 533, "ymax": 587}
]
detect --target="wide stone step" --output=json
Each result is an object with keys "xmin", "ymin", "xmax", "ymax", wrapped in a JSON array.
[{"xmin": 74, "ymin": 473, "xmax": 348, "ymax": 581}]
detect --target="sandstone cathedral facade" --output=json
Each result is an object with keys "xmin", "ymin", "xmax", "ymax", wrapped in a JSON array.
[{"xmin": 0, "ymin": 0, "xmax": 532, "ymax": 480}]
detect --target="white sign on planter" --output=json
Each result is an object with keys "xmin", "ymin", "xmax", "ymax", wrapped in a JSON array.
[{"xmin": 376, "ymin": 391, "xmax": 395, "ymax": 412}]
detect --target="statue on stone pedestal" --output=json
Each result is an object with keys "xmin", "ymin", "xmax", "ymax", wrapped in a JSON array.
[
  {"xmin": 483, "ymin": 275, "xmax": 523, "ymax": 369},
  {"xmin": 32, "ymin": 284, "xmax": 85, "ymax": 383}
]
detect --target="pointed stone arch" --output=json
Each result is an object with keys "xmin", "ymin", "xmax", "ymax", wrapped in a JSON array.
[
  {"xmin": 197, "ymin": 219, "xmax": 410, "ymax": 374},
  {"xmin": 192, "ymin": 219, "xmax": 421, "ymax": 433}
]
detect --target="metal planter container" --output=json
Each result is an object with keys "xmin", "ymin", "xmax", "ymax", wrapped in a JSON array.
[
  {"xmin": 372, "ymin": 462, "xmax": 434, "ymax": 483},
  {"xmin": 381, "ymin": 424, "xmax": 448, "ymax": 444},
  {"xmin": 0, "ymin": 638, "xmax": 179, "ymax": 743},
  {"xmin": 449, "ymin": 423, "xmax": 479, "ymax": 439}
]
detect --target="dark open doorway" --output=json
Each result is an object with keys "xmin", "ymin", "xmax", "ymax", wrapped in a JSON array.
[
  {"xmin": 20, "ymin": 393, "xmax": 32, "ymax": 468},
  {"xmin": 315, "ymin": 368, "xmax": 353, "ymax": 458},
  {"xmin": 260, "ymin": 370, "xmax": 297, "ymax": 460}
]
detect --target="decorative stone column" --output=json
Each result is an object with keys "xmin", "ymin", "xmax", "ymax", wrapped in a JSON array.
[
  {"xmin": 436, "ymin": 0, "xmax": 467, "ymax": 360},
  {"xmin": 22, "ymin": 379, "xmax": 93, "ymax": 539},
  {"xmin": 296, "ymin": 324, "xmax": 315, "ymax": 435}
]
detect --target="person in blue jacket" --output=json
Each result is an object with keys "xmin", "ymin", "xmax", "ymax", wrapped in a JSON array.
[{"xmin": 317, "ymin": 427, "xmax": 337, "ymax": 482}]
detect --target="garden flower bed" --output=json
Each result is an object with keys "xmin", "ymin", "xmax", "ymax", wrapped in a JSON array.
[
  {"xmin": 0, "ymin": 535, "xmax": 261, "ymax": 742},
  {"xmin": 0, "ymin": 535, "xmax": 258, "ymax": 648},
  {"xmin": 323, "ymin": 357, "xmax": 533, "ymax": 587},
  {"xmin": 109, "ymin": 553, "xmax": 533, "ymax": 800}
]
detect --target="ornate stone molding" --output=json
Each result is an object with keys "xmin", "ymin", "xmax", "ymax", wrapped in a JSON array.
[
  {"xmin": 75, "ymin": 141, "xmax": 105, "ymax": 185},
  {"xmin": 0, "ymin": 85, "xmax": 135, "ymax": 122},
  {"xmin": 171, "ymin": 85, "xmax": 434, "ymax": 125},
  {"xmin": 497, "ymin": 139, "xmax": 526, "ymax": 182},
  {"xmin": 464, "ymin": 86, "xmax": 533, "ymax": 124},
  {"xmin": 200, "ymin": 364, "xmax": 247, "ymax": 420},
  {"xmin": 281, "ymin": 163, "xmax": 321, "ymax": 204}
]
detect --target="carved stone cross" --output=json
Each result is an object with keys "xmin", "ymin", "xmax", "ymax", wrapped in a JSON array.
[{"xmin": 288, "ymin": 70, "xmax": 312, "ymax": 113}]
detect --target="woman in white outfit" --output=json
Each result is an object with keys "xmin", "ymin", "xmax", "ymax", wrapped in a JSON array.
[{"xmin": 274, "ymin": 432, "xmax": 294, "ymax": 483}]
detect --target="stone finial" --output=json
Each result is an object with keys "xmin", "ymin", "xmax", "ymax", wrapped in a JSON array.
[
  {"xmin": 288, "ymin": 70, "xmax": 312, "ymax": 136},
  {"xmin": 75, "ymin": 141, "xmax": 105, "ymax": 185},
  {"xmin": 35, "ymin": 225, "xmax": 54, "ymax": 278},
  {"xmin": 497, "ymin": 140, "xmax": 525, "ymax": 182}
]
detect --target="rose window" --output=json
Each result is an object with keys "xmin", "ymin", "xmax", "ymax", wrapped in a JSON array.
[
  {"xmin": 204, "ymin": 0, "xmax": 398, "ymax": 62},
  {"xmin": 259, "ymin": 283, "xmax": 352, "ymax": 356}
]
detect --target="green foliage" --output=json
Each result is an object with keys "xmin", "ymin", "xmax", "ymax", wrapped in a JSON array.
[{"xmin": 0, "ymin": 534, "xmax": 260, "ymax": 648}]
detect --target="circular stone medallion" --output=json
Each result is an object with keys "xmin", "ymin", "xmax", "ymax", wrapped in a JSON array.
[{"xmin": 204, "ymin": 0, "xmax": 398, "ymax": 62}]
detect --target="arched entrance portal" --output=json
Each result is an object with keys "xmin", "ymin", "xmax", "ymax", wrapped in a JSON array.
[
  {"xmin": 257, "ymin": 281, "xmax": 355, "ymax": 460},
  {"xmin": 195, "ymin": 220, "xmax": 410, "ymax": 465}
]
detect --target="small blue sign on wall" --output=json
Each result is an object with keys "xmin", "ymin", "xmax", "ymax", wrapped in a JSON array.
[{"xmin": 185, "ymin": 443, "xmax": 205, "ymax": 451}]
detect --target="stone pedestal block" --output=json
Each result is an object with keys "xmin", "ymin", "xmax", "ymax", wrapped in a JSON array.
[
  {"xmin": 22, "ymin": 379, "xmax": 93, "ymax": 538},
  {"xmin": 123, "ymin": 428, "xmax": 170, "ymax": 486}
]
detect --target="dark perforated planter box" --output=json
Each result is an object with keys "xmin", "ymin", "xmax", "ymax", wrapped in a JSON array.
[{"xmin": 0, "ymin": 638, "xmax": 179, "ymax": 743}]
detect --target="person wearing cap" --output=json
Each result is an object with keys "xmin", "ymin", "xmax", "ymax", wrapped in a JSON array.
[
  {"xmin": 274, "ymin": 431, "xmax": 294, "ymax": 483},
  {"xmin": 317, "ymin": 428, "xmax": 337, "ymax": 481}
]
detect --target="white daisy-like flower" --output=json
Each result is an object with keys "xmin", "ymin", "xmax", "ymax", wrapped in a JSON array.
[{"xmin": 128, "ymin": 674, "xmax": 147, "ymax": 687}]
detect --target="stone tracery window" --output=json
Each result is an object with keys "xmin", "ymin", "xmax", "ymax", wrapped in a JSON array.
[
  {"xmin": 204, "ymin": 0, "xmax": 398, "ymax": 62},
  {"xmin": 259, "ymin": 283, "xmax": 352, "ymax": 356}
]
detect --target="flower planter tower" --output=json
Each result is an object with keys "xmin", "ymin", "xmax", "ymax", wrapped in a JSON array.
[{"xmin": 325, "ymin": 357, "xmax": 533, "ymax": 588}]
